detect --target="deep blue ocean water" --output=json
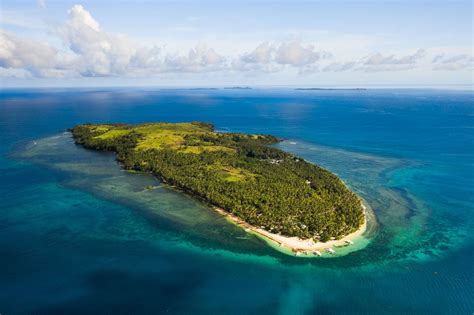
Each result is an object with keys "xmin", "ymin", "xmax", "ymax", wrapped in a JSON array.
[{"xmin": 0, "ymin": 88, "xmax": 473, "ymax": 314}]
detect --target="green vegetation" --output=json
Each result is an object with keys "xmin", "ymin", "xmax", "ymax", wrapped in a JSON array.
[{"xmin": 70, "ymin": 122, "xmax": 364, "ymax": 241}]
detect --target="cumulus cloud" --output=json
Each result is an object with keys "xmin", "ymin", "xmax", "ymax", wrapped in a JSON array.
[
  {"xmin": 364, "ymin": 49, "xmax": 426, "ymax": 66},
  {"xmin": 432, "ymin": 54, "xmax": 473, "ymax": 71},
  {"xmin": 233, "ymin": 42, "xmax": 278, "ymax": 72},
  {"xmin": 58, "ymin": 5, "xmax": 145, "ymax": 76},
  {"xmin": 0, "ymin": 4, "xmax": 226, "ymax": 78},
  {"xmin": 274, "ymin": 41, "xmax": 326, "ymax": 66},
  {"xmin": 0, "ymin": 31, "xmax": 70, "ymax": 77},
  {"xmin": 318, "ymin": 49, "xmax": 429, "ymax": 73},
  {"xmin": 164, "ymin": 43, "xmax": 225, "ymax": 72},
  {"xmin": 0, "ymin": 4, "xmax": 467, "ymax": 79},
  {"xmin": 60, "ymin": 5, "xmax": 226, "ymax": 75},
  {"xmin": 354, "ymin": 49, "xmax": 426, "ymax": 72},
  {"xmin": 235, "ymin": 40, "xmax": 330, "ymax": 73},
  {"xmin": 240, "ymin": 42, "xmax": 273, "ymax": 64},
  {"xmin": 322, "ymin": 61, "xmax": 356, "ymax": 72},
  {"xmin": 232, "ymin": 59, "xmax": 281, "ymax": 73}
]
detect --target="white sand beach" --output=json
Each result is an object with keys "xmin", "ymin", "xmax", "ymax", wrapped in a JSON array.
[{"xmin": 214, "ymin": 203, "xmax": 368, "ymax": 256}]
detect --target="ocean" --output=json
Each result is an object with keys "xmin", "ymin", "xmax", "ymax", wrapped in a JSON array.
[{"xmin": 0, "ymin": 88, "xmax": 473, "ymax": 314}]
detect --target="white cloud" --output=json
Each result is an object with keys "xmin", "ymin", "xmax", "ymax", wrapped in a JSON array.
[
  {"xmin": 317, "ymin": 50, "xmax": 428, "ymax": 73},
  {"xmin": 129, "ymin": 46, "xmax": 162, "ymax": 71},
  {"xmin": 37, "ymin": 0, "xmax": 46, "ymax": 8},
  {"xmin": 0, "ymin": 67, "xmax": 33, "ymax": 79},
  {"xmin": 0, "ymin": 31, "xmax": 70, "ymax": 77},
  {"xmin": 432, "ymin": 54, "xmax": 445, "ymax": 63},
  {"xmin": 234, "ymin": 40, "xmax": 330, "ymax": 73},
  {"xmin": 163, "ymin": 43, "xmax": 226, "ymax": 72},
  {"xmin": 353, "ymin": 49, "xmax": 426, "ymax": 72},
  {"xmin": 1, "ymin": 5, "xmax": 145, "ymax": 78},
  {"xmin": 360, "ymin": 64, "xmax": 417, "ymax": 72},
  {"xmin": 274, "ymin": 41, "xmax": 325, "ymax": 66},
  {"xmin": 432, "ymin": 54, "xmax": 473, "ymax": 71},
  {"xmin": 241, "ymin": 42, "xmax": 273, "ymax": 64},
  {"xmin": 0, "ymin": 4, "xmax": 469, "ymax": 81},
  {"xmin": 57, "ymin": 4, "xmax": 139, "ymax": 76},
  {"xmin": 62, "ymin": 5, "xmax": 228, "ymax": 75},
  {"xmin": 364, "ymin": 49, "xmax": 426, "ymax": 66},
  {"xmin": 322, "ymin": 61, "xmax": 356, "ymax": 72}
]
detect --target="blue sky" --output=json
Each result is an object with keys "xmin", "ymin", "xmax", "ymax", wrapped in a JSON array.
[{"xmin": 1, "ymin": 0, "xmax": 472, "ymax": 87}]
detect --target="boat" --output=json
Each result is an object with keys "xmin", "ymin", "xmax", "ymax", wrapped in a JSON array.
[
  {"xmin": 326, "ymin": 248, "xmax": 336, "ymax": 254},
  {"xmin": 345, "ymin": 240, "xmax": 354, "ymax": 245},
  {"xmin": 313, "ymin": 250, "xmax": 322, "ymax": 256}
]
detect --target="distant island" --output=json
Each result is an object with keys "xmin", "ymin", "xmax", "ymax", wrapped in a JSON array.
[
  {"xmin": 70, "ymin": 122, "xmax": 366, "ymax": 254},
  {"xmin": 295, "ymin": 88, "xmax": 367, "ymax": 91},
  {"xmin": 223, "ymin": 87, "xmax": 252, "ymax": 90},
  {"xmin": 168, "ymin": 88, "xmax": 219, "ymax": 91}
]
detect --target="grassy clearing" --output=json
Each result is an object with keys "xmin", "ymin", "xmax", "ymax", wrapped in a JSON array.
[
  {"xmin": 134, "ymin": 123, "xmax": 208, "ymax": 134},
  {"xmin": 178, "ymin": 145, "xmax": 235, "ymax": 154},
  {"xmin": 133, "ymin": 123, "xmax": 211, "ymax": 151},
  {"xmin": 90, "ymin": 125, "xmax": 112, "ymax": 133},
  {"xmin": 209, "ymin": 165, "xmax": 257, "ymax": 182},
  {"xmin": 135, "ymin": 131, "xmax": 185, "ymax": 150},
  {"xmin": 94, "ymin": 129, "xmax": 131, "ymax": 140}
]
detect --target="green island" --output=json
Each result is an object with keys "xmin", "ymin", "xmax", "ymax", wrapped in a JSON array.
[{"xmin": 70, "ymin": 122, "xmax": 365, "ymax": 253}]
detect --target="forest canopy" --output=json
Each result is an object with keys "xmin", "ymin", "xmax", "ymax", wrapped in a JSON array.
[{"xmin": 70, "ymin": 122, "xmax": 364, "ymax": 241}]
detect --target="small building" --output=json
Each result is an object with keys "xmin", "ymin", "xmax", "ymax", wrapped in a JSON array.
[{"xmin": 270, "ymin": 159, "xmax": 283, "ymax": 165}]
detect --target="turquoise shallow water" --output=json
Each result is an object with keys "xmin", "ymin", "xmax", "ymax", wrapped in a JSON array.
[{"xmin": 0, "ymin": 88, "xmax": 473, "ymax": 314}]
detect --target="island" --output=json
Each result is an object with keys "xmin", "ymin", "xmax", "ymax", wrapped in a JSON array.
[
  {"xmin": 223, "ymin": 86, "xmax": 253, "ymax": 90},
  {"xmin": 295, "ymin": 88, "xmax": 367, "ymax": 91},
  {"xmin": 70, "ymin": 122, "xmax": 366, "ymax": 255}
]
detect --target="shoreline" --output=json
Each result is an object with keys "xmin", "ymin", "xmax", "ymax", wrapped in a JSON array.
[
  {"xmin": 214, "ymin": 202, "xmax": 369, "ymax": 257},
  {"xmin": 120, "ymin": 147, "xmax": 371, "ymax": 257}
]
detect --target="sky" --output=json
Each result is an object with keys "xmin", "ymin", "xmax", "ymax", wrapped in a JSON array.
[{"xmin": 0, "ymin": 0, "xmax": 473, "ymax": 87}]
